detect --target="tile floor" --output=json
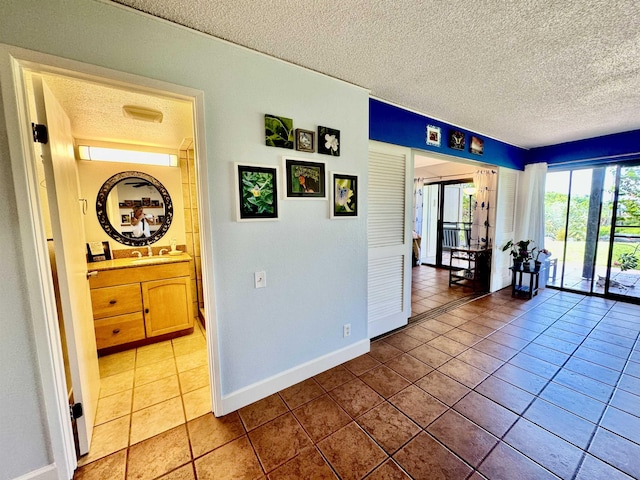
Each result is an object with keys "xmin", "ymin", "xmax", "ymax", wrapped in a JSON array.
[
  {"xmin": 77, "ymin": 319, "xmax": 211, "ymax": 468},
  {"xmin": 75, "ymin": 286, "xmax": 640, "ymax": 480},
  {"xmin": 411, "ymin": 265, "xmax": 477, "ymax": 317}
]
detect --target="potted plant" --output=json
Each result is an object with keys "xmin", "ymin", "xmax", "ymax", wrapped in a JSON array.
[{"xmin": 502, "ymin": 239, "xmax": 535, "ymax": 270}]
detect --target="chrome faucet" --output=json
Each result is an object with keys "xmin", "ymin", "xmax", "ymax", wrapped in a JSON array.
[
  {"xmin": 131, "ymin": 251, "xmax": 142, "ymax": 258},
  {"xmin": 147, "ymin": 243, "xmax": 153, "ymax": 257},
  {"xmin": 159, "ymin": 248, "xmax": 168, "ymax": 256}
]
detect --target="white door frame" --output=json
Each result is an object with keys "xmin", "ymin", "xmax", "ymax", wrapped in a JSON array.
[{"xmin": 0, "ymin": 44, "xmax": 221, "ymax": 477}]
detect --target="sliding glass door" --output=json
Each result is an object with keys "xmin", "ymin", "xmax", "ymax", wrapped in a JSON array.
[
  {"xmin": 544, "ymin": 163, "xmax": 640, "ymax": 302},
  {"xmin": 421, "ymin": 180, "xmax": 473, "ymax": 268}
]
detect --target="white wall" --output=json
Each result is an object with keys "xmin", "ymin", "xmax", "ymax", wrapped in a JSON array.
[
  {"xmin": 0, "ymin": 1, "xmax": 369, "ymax": 478},
  {"xmin": 76, "ymin": 160, "xmax": 186, "ymax": 251}
]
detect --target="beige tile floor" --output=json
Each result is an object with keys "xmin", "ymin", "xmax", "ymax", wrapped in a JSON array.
[{"xmin": 79, "ymin": 320, "xmax": 211, "ymax": 466}]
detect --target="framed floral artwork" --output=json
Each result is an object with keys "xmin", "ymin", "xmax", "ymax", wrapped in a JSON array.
[
  {"xmin": 295, "ymin": 128, "xmax": 315, "ymax": 153},
  {"xmin": 235, "ymin": 163, "xmax": 279, "ymax": 221},
  {"xmin": 470, "ymin": 135, "xmax": 484, "ymax": 155},
  {"xmin": 317, "ymin": 126, "xmax": 340, "ymax": 156},
  {"xmin": 265, "ymin": 114, "xmax": 294, "ymax": 149},
  {"xmin": 331, "ymin": 172, "xmax": 358, "ymax": 218},
  {"xmin": 426, "ymin": 125, "xmax": 441, "ymax": 147},
  {"xmin": 449, "ymin": 130, "xmax": 465, "ymax": 150},
  {"xmin": 283, "ymin": 157, "xmax": 326, "ymax": 198}
]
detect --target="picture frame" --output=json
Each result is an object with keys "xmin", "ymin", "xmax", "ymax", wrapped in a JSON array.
[
  {"xmin": 317, "ymin": 126, "xmax": 340, "ymax": 156},
  {"xmin": 86, "ymin": 241, "xmax": 112, "ymax": 263},
  {"xmin": 295, "ymin": 128, "xmax": 315, "ymax": 153},
  {"xmin": 235, "ymin": 163, "xmax": 279, "ymax": 221},
  {"xmin": 151, "ymin": 199, "xmax": 160, "ymax": 207},
  {"xmin": 121, "ymin": 214, "xmax": 131, "ymax": 225},
  {"xmin": 142, "ymin": 197, "xmax": 151, "ymax": 207},
  {"xmin": 331, "ymin": 172, "xmax": 358, "ymax": 218},
  {"xmin": 449, "ymin": 130, "xmax": 465, "ymax": 150},
  {"xmin": 426, "ymin": 125, "xmax": 441, "ymax": 147},
  {"xmin": 265, "ymin": 113, "xmax": 294, "ymax": 149},
  {"xmin": 284, "ymin": 157, "xmax": 326, "ymax": 198},
  {"xmin": 470, "ymin": 135, "xmax": 484, "ymax": 155}
]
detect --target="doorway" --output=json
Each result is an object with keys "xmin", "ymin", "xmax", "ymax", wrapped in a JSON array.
[{"xmin": 9, "ymin": 52, "xmax": 219, "ymax": 473}]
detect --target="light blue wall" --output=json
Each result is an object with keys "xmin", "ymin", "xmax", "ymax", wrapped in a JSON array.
[{"xmin": 0, "ymin": 0, "xmax": 368, "ymax": 477}]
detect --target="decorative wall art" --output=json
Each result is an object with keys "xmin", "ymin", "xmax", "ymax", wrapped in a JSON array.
[
  {"xmin": 426, "ymin": 125, "xmax": 441, "ymax": 147},
  {"xmin": 317, "ymin": 126, "xmax": 340, "ymax": 156},
  {"xmin": 284, "ymin": 157, "xmax": 326, "ymax": 198},
  {"xmin": 265, "ymin": 114, "xmax": 294, "ymax": 149},
  {"xmin": 121, "ymin": 214, "xmax": 131, "ymax": 225},
  {"xmin": 295, "ymin": 128, "xmax": 315, "ymax": 153},
  {"xmin": 331, "ymin": 172, "xmax": 358, "ymax": 218},
  {"xmin": 449, "ymin": 130, "xmax": 465, "ymax": 150},
  {"xmin": 235, "ymin": 163, "xmax": 279, "ymax": 221},
  {"xmin": 470, "ymin": 136, "xmax": 484, "ymax": 155}
]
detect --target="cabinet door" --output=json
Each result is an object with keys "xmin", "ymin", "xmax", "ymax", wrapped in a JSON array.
[{"xmin": 142, "ymin": 276, "xmax": 193, "ymax": 337}]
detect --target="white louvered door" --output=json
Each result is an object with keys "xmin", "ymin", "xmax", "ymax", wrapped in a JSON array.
[
  {"xmin": 367, "ymin": 142, "xmax": 412, "ymax": 338},
  {"xmin": 491, "ymin": 167, "xmax": 519, "ymax": 291}
]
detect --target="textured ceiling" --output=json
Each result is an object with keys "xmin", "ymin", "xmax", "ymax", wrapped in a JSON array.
[
  {"xmin": 109, "ymin": 0, "xmax": 640, "ymax": 149},
  {"xmin": 40, "ymin": 73, "xmax": 193, "ymax": 150}
]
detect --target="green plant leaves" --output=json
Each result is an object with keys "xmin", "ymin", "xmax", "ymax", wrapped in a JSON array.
[{"xmin": 265, "ymin": 114, "xmax": 293, "ymax": 149}]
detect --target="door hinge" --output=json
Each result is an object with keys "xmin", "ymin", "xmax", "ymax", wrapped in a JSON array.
[
  {"xmin": 69, "ymin": 402, "xmax": 83, "ymax": 420},
  {"xmin": 32, "ymin": 123, "xmax": 48, "ymax": 144}
]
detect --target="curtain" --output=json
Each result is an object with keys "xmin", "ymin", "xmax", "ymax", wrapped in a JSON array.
[
  {"xmin": 413, "ymin": 177, "xmax": 424, "ymax": 235},
  {"xmin": 514, "ymin": 162, "xmax": 548, "ymax": 256},
  {"xmin": 471, "ymin": 169, "xmax": 497, "ymax": 248}
]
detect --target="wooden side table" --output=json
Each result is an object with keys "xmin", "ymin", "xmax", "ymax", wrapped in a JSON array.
[{"xmin": 509, "ymin": 266, "xmax": 540, "ymax": 299}]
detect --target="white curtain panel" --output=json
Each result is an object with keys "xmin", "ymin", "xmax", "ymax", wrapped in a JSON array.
[
  {"xmin": 413, "ymin": 177, "xmax": 424, "ymax": 235},
  {"xmin": 471, "ymin": 169, "xmax": 498, "ymax": 248},
  {"xmin": 514, "ymin": 162, "xmax": 548, "ymax": 250}
]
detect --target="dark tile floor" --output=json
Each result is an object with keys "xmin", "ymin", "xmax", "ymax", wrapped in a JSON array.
[{"xmin": 75, "ymin": 284, "xmax": 640, "ymax": 480}]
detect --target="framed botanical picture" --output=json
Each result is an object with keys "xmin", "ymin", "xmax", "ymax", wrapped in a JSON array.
[
  {"xmin": 317, "ymin": 125, "xmax": 340, "ymax": 156},
  {"xmin": 265, "ymin": 114, "xmax": 294, "ymax": 149},
  {"xmin": 235, "ymin": 163, "xmax": 279, "ymax": 221},
  {"xmin": 470, "ymin": 135, "xmax": 484, "ymax": 155},
  {"xmin": 284, "ymin": 157, "xmax": 326, "ymax": 198},
  {"xmin": 449, "ymin": 130, "xmax": 465, "ymax": 150},
  {"xmin": 121, "ymin": 214, "xmax": 131, "ymax": 225},
  {"xmin": 295, "ymin": 128, "xmax": 315, "ymax": 153},
  {"xmin": 331, "ymin": 172, "xmax": 358, "ymax": 218},
  {"xmin": 426, "ymin": 125, "xmax": 441, "ymax": 147}
]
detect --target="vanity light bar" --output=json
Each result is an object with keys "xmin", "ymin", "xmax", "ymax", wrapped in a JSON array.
[{"xmin": 78, "ymin": 145, "xmax": 178, "ymax": 167}]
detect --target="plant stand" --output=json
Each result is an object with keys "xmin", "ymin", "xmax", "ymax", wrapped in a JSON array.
[{"xmin": 510, "ymin": 266, "xmax": 540, "ymax": 299}]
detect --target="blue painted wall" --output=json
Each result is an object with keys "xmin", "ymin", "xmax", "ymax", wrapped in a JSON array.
[
  {"xmin": 528, "ymin": 129, "xmax": 640, "ymax": 168},
  {"xmin": 369, "ymin": 98, "xmax": 527, "ymax": 170}
]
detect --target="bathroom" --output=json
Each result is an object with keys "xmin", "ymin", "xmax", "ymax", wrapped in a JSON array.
[{"xmin": 29, "ymin": 69, "xmax": 211, "ymax": 463}]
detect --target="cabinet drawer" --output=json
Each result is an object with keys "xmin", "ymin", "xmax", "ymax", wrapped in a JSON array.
[
  {"xmin": 94, "ymin": 313, "xmax": 146, "ymax": 349},
  {"xmin": 91, "ymin": 284, "xmax": 142, "ymax": 319}
]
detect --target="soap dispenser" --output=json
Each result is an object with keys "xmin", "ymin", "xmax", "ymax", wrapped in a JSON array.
[{"xmin": 169, "ymin": 238, "xmax": 179, "ymax": 255}]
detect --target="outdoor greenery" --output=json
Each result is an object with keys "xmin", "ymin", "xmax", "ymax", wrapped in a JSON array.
[{"xmin": 545, "ymin": 166, "xmax": 640, "ymax": 270}]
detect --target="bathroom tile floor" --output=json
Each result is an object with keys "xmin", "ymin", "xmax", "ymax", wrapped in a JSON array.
[{"xmin": 75, "ymin": 288, "xmax": 640, "ymax": 479}]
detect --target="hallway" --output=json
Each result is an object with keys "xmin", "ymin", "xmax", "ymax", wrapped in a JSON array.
[{"xmin": 75, "ymin": 287, "xmax": 640, "ymax": 479}]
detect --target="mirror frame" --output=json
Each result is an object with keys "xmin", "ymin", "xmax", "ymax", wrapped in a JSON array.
[{"xmin": 96, "ymin": 171, "xmax": 174, "ymax": 246}]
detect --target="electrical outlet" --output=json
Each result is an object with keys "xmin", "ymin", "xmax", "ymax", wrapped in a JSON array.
[
  {"xmin": 254, "ymin": 271, "xmax": 266, "ymax": 288},
  {"xmin": 343, "ymin": 323, "xmax": 351, "ymax": 338}
]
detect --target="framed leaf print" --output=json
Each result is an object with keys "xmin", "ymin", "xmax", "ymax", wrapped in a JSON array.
[{"xmin": 235, "ymin": 163, "xmax": 279, "ymax": 221}]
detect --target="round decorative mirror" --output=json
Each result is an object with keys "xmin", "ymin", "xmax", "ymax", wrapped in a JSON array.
[{"xmin": 96, "ymin": 171, "xmax": 173, "ymax": 246}]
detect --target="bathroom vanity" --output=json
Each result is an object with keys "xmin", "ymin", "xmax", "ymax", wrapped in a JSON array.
[{"xmin": 88, "ymin": 253, "xmax": 193, "ymax": 353}]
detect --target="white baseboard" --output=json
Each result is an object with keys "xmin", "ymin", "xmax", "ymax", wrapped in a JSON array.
[
  {"xmin": 13, "ymin": 464, "xmax": 59, "ymax": 480},
  {"xmin": 219, "ymin": 339, "xmax": 370, "ymax": 415}
]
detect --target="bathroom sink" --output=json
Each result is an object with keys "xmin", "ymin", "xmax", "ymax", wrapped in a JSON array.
[{"xmin": 131, "ymin": 257, "xmax": 174, "ymax": 265}]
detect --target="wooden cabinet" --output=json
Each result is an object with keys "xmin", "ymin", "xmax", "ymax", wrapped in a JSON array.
[{"xmin": 89, "ymin": 258, "xmax": 193, "ymax": 351}]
